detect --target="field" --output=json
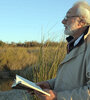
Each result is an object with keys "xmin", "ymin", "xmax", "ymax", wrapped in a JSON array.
[{"xmin": 0, "ymin": 41, "xmax": 67, "ymax": 99}]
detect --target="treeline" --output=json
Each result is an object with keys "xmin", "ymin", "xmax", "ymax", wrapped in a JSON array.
[{"xmin": 0, "ymin": 40, "xmax": 65, "ymax": 47}]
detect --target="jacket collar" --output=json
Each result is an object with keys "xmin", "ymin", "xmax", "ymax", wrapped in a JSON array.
[
  {"xmin": 66, "ymin": 26, "xmax": 89, "ymax": 43},
  {"xmin": 61, "ymin": 41, "xmax": 86, "ymax": 65},
  {"xmin": 61, "ymin": 26, "xmax": 90, "ymax": 65},
  {"xmin": 66, "ymin": 26, "xmax": 89, "ymax": 53}
]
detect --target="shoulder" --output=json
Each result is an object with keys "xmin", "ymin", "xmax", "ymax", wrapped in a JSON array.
[
  {"xmin": 84, "ymin": 34, "xmax": 90, "ymax": 58},
  {"xmin": 84, "ymin": 26, "xmax": 90, "ymax": 44},
  {"xmin": 84, "ymin": 33, "xmax": 90, "ymax": 47}
]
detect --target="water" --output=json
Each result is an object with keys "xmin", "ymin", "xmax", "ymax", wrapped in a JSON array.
[{"xmin": 0, "ymin": 79, "xmax": 13, "ymax": 91}]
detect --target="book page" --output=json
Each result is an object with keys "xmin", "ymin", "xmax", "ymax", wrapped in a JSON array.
[
  {"xmin": 12, "ymin": 75, "xmax": 50, "ymax": 96},
  {"xmin": 16, "ymin": 75, "xmax": 42, "ymax": 90}
]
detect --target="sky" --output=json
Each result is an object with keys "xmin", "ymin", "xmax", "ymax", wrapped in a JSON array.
[{"xmin": 0, "ymin": 0, "xmax": 90, "ymax": 43}]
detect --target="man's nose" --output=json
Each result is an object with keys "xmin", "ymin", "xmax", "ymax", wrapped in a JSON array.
[{"xmin": 62, "ymin": 18, "xmax": 66, "ymax": 24}]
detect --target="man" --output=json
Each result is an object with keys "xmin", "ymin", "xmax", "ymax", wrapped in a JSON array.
[{"xmin": 32, "ymin": 1, "xmax": 90, "ymax": 100}]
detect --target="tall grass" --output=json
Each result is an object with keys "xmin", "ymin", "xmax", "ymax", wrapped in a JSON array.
[
  {"xmin": 33, "ymin": 41, "xmax": 67, "ymax": 82},
  {"xmin": 30, "ymin": 41, "xmax": 67, "ymax": 100},
  {"xmin": 0, "ymin": 41, "xmax": 67, "ymax": 100},
  {"xmin": 0, "ymin": 47, "xmax": 39, "ymax": 70}
]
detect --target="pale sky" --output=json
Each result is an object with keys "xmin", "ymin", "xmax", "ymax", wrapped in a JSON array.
[{"xmin": 0, "ymin": 0, "xmax": 89, "ymax": 43}]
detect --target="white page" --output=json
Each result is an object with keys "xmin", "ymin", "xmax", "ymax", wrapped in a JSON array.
[{"xmin": 12, "ymin": 75, "xmax": 50, "ymax": 96}]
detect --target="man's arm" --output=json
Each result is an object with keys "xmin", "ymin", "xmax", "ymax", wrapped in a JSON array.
[
  {"xmin": 34, "ymin": 85, "xmax": 90, "ymax": 100},
  {"xmin": 34, "ymin": 75, "xmax": 90, "ymax": 100},
  {"xmin": 47, "ymin": 78, "xmax": 56, "ymax": 90},
  {"xmin": 36, "ymin": 78, "xmax": 56, "ymax": 90},
  {"xmin": 36, "ymin": 81, "xmax": 51, "ymax": 89},
  {"xmin": 56, "ymin": 85, "xmax": 90, "ymax": 100},
  {"xmin": 35, "ymin": 79, "xmax": 90, "ymax": 100}
]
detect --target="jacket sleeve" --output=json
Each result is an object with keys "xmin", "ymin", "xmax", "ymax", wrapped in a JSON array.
[
  {"xmin": 47, "ymin": 78, "xmax": 56, "ymax": 90},
  {"xmin": 56, "ymin": 43, "xmax": 90, "ymax": 100},
  {"xmin": 56, "ymin": 85, "xmax": 90, "ymax": 100}
]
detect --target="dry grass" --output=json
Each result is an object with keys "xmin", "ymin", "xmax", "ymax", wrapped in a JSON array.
[
  {"xmin": 0, "ymin": 42, "xmax": 67, "ymax": 100},
  {"xmin": 0, "ymin": 47, "xmax": 39, "ymax": 70},
  {"xmin": 32, "ymin": 42, "xmax": 67, "ymax": 83}
]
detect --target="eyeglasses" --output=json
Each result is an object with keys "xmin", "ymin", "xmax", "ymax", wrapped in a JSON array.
[{"xmin": 64, "ymin": 16, "xmax": 79, "ymax": 21}]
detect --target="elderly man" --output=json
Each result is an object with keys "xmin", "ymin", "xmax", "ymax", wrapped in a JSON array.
[{"xmin": 33, "ymin": 1, "xmax": 90, "ymax": 100}]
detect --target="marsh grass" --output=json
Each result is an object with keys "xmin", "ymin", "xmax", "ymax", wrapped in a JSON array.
[
  {"xmin": 33, "ymin": 41, "xmax": 67, "ymax": 83},
  {"xmin": 0, "ymin": 41, "xmax": 67, "ymax": 100},
  {"xmin": 30, "ymin": 41, "xmax": 67, "ymax": 100},
  {"xmin": 0, "ymin": 47, "xmax": 39, "ymax": 70}
]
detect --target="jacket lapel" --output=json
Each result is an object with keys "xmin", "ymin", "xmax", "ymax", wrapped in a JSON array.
[{"xmin": 61, "ymin": 39, "xmax": 86, "ymax": 65}]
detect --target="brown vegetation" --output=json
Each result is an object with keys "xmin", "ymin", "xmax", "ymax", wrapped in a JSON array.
[{"xmin": 0, "ymin": 41, "xmax": 67, "ymax": 100}]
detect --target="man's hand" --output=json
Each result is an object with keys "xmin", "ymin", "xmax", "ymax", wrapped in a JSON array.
[
  {"xmin": 28, "ymin": 81, "xmax": 50, "ymax": 95},
  {"xmin": 36, "ymin": 81, "xmax": 51, "ymax": 89},
  {"xmin": 27, "ymin": 88, "xmax": 35, "ymax": 95},
  {"xmin": 34, "ymin": 89, "xmax": 57, "ymax": 100}
]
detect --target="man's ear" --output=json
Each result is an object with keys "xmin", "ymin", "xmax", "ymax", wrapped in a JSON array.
[{"xmin": 78, "ymin": 18, "xmax": 86, "ymax": 27}]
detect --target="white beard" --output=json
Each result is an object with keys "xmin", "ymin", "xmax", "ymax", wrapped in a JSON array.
[
  {"xmin": 64, "ymin": 29, "xmax": 74, "ymax": 36},
  {"xmin": 64, "ymin": 25, "xmax": 77, "ymax": 36}
]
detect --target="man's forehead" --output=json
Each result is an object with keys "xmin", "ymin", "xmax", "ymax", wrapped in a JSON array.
[{"xmin": 66, "ymin": 7, "xmax": 78, "ymax": 17}]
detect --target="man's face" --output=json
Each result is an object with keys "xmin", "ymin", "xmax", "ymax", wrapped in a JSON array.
[{"xmin": 62, "ymin": 7, "xmax": 84, "ymax": 36}]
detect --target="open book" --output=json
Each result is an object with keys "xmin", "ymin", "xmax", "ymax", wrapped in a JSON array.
[{"xmin": 12, "ymin": 75, "xmax": 50, "ymax": 96}]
